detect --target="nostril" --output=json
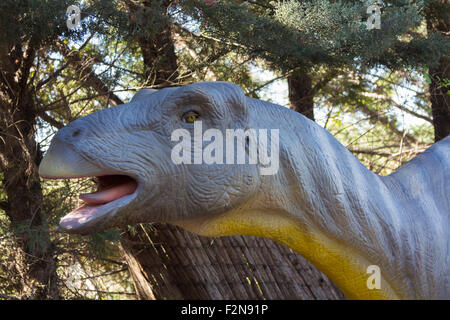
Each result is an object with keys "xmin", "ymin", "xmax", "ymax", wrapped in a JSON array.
[{"xmin": 72, "ymin": 129, "xmax": 81, "ymax": 138}]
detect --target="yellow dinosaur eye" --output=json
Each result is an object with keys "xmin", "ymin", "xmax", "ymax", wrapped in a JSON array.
[
  {"xmin": 186, "ymin": 115, "xmax": 196, "ymax": 123},
  {"xmin": 183, "ymin": 112, "xmax": 199, "ymax": 123}
]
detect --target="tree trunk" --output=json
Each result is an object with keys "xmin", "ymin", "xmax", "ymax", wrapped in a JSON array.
[
  {"xmin": 118, "ymin": 1, "xmax": 344, "ymax": 300},
  {"xmin": 0, "ymin": 45, "xmax": 59, "ymax": 298},
  {"xmin": 429, "ymin": 57, "xmax": 450, "ymax": 142},
  {"xmin": 426, "ymin": 2, "xmax": 450, "ymax": 142},
  {"xmin": 288, "ymin": 71, "xmax": 315, "ymax": 121},
  {"xmin": 126, "ymin": 0, "xmax": 179, "ymax": 86}
]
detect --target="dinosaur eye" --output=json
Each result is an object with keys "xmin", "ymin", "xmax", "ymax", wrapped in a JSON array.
[{"xmin": 182, "ymin": 111, "xmax": 200, "ymax": 123}]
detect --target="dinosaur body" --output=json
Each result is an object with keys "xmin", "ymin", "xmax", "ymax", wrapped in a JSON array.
[{"xmin": 39, "ymin": 82, "xmax": 450, "ymax": 299}]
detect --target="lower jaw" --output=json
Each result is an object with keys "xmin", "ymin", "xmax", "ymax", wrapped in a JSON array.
[{"xmin": 59, "ymin": 176, "xmax": 139, "ymax": 232}]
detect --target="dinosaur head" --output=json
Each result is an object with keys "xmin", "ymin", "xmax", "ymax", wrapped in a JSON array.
[{"xmin": 39, "ymin": 82, "xmax": 261, "ymax": 234}]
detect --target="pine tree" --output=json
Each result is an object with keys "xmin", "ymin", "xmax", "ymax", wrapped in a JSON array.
[
  {"xmin": 424, "ymin": 0, "xmax": 450, "ymax": 141},
  {"xmin": 0, "ymin": 0, "xmax": 78, "ymax": 299},
  {"xmin": 0, "ymin": 0, "xmax": 129, "ymax": 299},
  {"xmin": 182, "ymin": 0, "xmax": 449, "ymax": 138}
]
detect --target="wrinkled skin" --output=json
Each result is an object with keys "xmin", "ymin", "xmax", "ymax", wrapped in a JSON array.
[
  {"xmin": 40, "ymin": 81, "xmax": 449, "ymax": 299},
  {"xmin": 40, "ymin": 82, "xmax": 260, "ymax": 233}
]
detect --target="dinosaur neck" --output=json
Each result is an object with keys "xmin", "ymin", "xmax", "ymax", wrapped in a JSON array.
[
  {"xmin": 176, "ymin": 209, "xmax": 400, "ymax": 300},
  {"xmin": 176, "ymin": 105, "xmax": 407, "ymax": 299},
  {"xmin": 259, "ymin": 104, "xmax": 408, "ymax": 298}
]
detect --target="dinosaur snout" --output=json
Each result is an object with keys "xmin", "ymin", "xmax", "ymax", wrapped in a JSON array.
[{"xmin": 38, "ymin": 134, "xmax": 102, "ymax": 179}]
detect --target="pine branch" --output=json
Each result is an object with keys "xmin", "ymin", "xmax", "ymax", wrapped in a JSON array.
[
  {"xmin": 248, "ymin": 71, "xmax": 293, "ymax": 96},
  {"xmin": 74, "ymin": 288, "xmax": 135, "ymax": 296},
  {"xmin": 56, "ymin": 41, "xmax": 124, "ymax": 106},
  {"xmin": 38, "ymin": 112, "xmax": 64, "ymax": 129},
  {"xmin": 77, "ymin": 267, "xmax": 128, "ymax": 281},
  {"xmin": 173, "ymin": 32, "xmax": 230, "ymax": 81},
  {"xmin": 360, "ymin": 91, "xmax": 433, "ymax": 123},
  {"xmin": 36, "ymin": 35, "xmax": 95, "ymax": 91},
  {"xmin": 17, "ymin": 38, "xmax": 36, "ymax": 90},
  {"xmin": 311, "ymin": 70, "xmax": 339, "ymax": 95},
  {"xmin": 173, "ymin": 23, "xmax": 247, "ymax": 50},
  {"xmin": 390, "ymin": 100, "xmax": 433, "ymax": 123},
  {"xmin": 349, "ymin": 146, "xmax": 429, "ymax": 161},
  {"xmin": 36, "ymin": 61, "xmax": 71, "ymax": 91},
  {"xmin": 357, "ymin": 103, "xmax": 417, "ymax": 145},
  {"xmin": 244, "ymin": 1, "xmax": 274, "ymax": 10},
  {"xmin": 348, "ymin": 149, "xmax": 391, "ymax": 157}
]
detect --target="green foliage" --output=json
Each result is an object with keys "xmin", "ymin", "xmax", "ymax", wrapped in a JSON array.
[
  {"xmin": 315, "ymin": 65, "xmax": 434, "ymax": 174},
  {"xmin": 0, "ymin": 0, "xmax": 76, "ymax": 45},
  {"xmin": 89, "ymin": 229, "xmax": 121, "ymax": 259},
  {"xmin": 181, "ymin": 0, "xmax": 449, "ymax": 71},
  {"xmin": 127, "ymin": 0, "xmax": 172, "ymax": 40},
  {"xmin": 435, "ymin": 76, "xmax": 450, "ymax": 94}
]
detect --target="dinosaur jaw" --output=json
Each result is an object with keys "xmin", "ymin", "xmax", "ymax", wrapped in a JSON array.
[
  {"xmin": 59, "ymin": 175, "xmax": 139, "ymax": 232},
  {"xmin": 39, "ymin": 139, "xmax": 140, "ymax": 233},
  {"xmin": 79, "ymin": 175, "xmax": 137, "ymax": 205}
]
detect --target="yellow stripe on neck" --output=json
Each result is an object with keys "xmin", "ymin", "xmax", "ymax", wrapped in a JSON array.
[{"xmin": 175, "ymin": 210, "xmax": 400, "ymax": 300}]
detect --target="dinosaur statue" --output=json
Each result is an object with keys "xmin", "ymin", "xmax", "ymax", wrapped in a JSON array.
[{"xmin": 39, "ymin": 81, "xmax": 449, "ymax": 300}]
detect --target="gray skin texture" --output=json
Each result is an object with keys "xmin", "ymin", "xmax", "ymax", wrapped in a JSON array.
[{"xmin": 39, "ymin": 81, "xmax": 449, "ymax": 299}]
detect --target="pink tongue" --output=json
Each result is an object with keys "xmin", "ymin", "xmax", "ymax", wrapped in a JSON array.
[{"xmin": 80, "ymin": 180, "xmax": 137, "ymax": 205}]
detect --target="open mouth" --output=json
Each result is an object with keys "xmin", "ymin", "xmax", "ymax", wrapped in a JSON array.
[
  {"xmin": 80, "ymin": 175, "xmax": 138, "ymax": 205},
  {"xmin": 59, "ymin": 174, "xmax": 138, "ymax": 231},
  {"xmin": 38, "ymin": 137, "xmax": 141, "ymax": 232}
]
